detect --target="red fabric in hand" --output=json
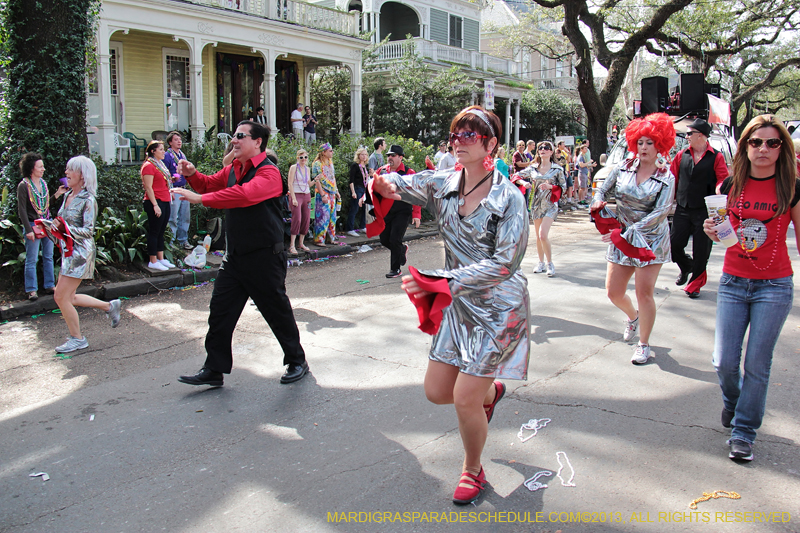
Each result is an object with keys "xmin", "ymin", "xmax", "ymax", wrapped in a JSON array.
[
  {"xmin": 36, "ymin": 217, "xmax": 74, "ymax": 257},
  {"xmin": 591, "ymin": 207, "xmax": 655, "ymax": 262},
  {"xmin": 590, "ymin": 206, "xmax": 621, "ymax": 235},
  {"xmin": 406, "ymin": 265, "xmax": 453, "ymax": 335},
  {"xmin": 550, "ymin": 186, "xmax": 562, "ymax": 204}
]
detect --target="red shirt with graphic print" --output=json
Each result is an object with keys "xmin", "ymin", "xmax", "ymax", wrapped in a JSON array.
[{"xmin": 720, "ymin": 176, "xmax": 800, "ymax": 279}]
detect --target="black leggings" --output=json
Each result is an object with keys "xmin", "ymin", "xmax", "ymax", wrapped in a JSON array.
[{"xmin": 143, "ymin": 199, "xmax": 171, "ymax": 256}]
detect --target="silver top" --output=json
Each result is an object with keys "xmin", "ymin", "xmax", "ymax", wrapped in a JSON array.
[
  {"xmin": 518, "ymin": 164, "xmax": 567, "ymax": 220},
  {"xmin": 385, "ymin": 168, "xmax": 530, "ymax": 380},
  {"xmin": 57, "ymin": 189, "xmax": 98, "ymax": 279},
  {"xmin": 593, "ymin": 158, "xmax": 675, "ymax": 267}
]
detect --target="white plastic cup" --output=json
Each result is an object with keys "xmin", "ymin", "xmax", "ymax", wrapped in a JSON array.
[
  {"xmin": 705, "ymin": 194, "xmax": 728, "ymax": 225},
  {"xmin": 714, "ymin": 218, "xmax": 739, "ymax": 248}
]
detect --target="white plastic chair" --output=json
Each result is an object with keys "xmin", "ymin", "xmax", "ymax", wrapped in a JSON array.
[
  {"xmin": 113, "ymin": 132, "xmax": 132, "ymax": 162},
  {"xmin": 217, "ymin": 132, "xmax": 233, "ymax": 146}
]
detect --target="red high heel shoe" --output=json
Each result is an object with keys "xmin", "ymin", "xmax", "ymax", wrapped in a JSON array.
[
  {"xmin": 452, "ymin": 467, "xmax": 486, "ymax": 505},
  {"xmin": 483, "ymin": 381, "xmax": 506, "ymax": 423}
]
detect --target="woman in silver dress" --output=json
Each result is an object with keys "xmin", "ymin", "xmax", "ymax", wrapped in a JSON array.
[
  {"xmin": 590, "ymin": 113, "xmax": 676, "ymax": 365},
  {"xmin": 52, "ymin": 156, "xmax": 121, "ymax": 353},
  {"xmin": 517, "ymin": 141, "xmax": 566, "ymax": 277},
  {"xmin": 373, "ymin": 105, "xmax": 530, "ymax": 505}
]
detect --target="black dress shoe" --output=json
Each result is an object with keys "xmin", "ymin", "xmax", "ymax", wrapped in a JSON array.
[
  {"xmin": 280, "ymin": 361, "xmax": 309, "ymax": 384},
  {"xmin": 676, "ymin": 271, "xmax": 689, "ymax": 286},
  {"xmin": 687, "ymin": 291, "xmax": 700, "ymax": 299},
  {"xmin": 386, "ymin": 269, "xmax": 401, "ymax": 278},
  {"xmin": 178, "ymin": 367, "xmax": 224, "ymax": 387}
]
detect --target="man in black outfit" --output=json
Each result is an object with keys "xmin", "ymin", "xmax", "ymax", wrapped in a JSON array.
[
  {"xmin": 669, "ymin": 118, "xmax": 729, "ymax": 299},
  {"xmin": 377, "ymin": 145, "xmax": 421, "ymax": 278},
  {"xmin": 172, "ymin": 121, "xmax": 309, "ymax": 386}
]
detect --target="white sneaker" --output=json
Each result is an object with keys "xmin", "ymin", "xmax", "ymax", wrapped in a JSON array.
[
  {"xmin": 546, "ymin": 262, "xmax": 555, "ymax": 277},
  {"xmin": 533, "ymin": 262, "xmax": 545, "ymax": 274},
  {"xmin": 623, "ymin": 315, "xmax": 639, "ymax": 342},
  {"xmin": 347, "ymin": 230, "xmax": 359, "ymax": 237},
  {"xmin": 148, "ymin": 261, "xmax": 168, "ymax": 271},
  {"xmin": 159, "ymin": 259, "xmax": 176, "ymax": 268},
  {"xmin": 631, "ymin": 343, "xmax": 652, "ymax": 365},
  {"xmin": 55, "ymin": 336, "xmax": 88, "ymax": 353},
  {"xmin": 107, "ymin": 299, "xmax": 121, "ymax": 328}
]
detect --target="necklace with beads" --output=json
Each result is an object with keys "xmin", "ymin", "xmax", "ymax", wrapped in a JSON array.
[
  {"xmin": 736, "ymin": 184, "xmax": 782, "ymax": 272},
  {"xmin": 25, "ymin": 177, "xmax": 50, "ymax": 218},
  {"xmin": 458, "ymin": 170, "xmax": 493, "ymax": 207},
  {"xmin": 147, "ymin": 157, "xmax": 173, "ymax": 188}
]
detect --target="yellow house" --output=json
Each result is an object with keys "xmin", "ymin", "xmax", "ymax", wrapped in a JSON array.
[{"xmin": 90, "ymin": 0, "xmax": 369, "ymax": 161}]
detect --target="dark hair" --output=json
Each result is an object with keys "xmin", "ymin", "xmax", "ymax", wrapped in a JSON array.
[
  {"xmin": 145, "ymin": 140, "xmax": 163, "ymax": 158},
  {"xmin": 449, "ymin": 105, "xmax": 502, "ymax": 156},
  {"xmin": 728, "ymin": 114, "xmax": 797, "ymax": 219},
  {"xmin": 237, "ymin": 120, "xmax": 271, "ymax": 152},
  {"xmin": 373, "ymin": 137, "xmax": 385, "ymax": 151},
  {"xmin": 256, "ymin": 106, "xmax": 264, "ymax": 113},
  {"xmin": 166, "ymin": 131, "xmax": 182, "ymax": 147},
  {"xmin": 19, "ymin": 152, "xmax": 43, "ymax": 178}
]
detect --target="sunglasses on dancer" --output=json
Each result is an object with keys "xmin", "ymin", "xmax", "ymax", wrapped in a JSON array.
[
  {"xmin": 449, "ymin": 131, "xmax": 488, "ymax": 146},
  {"xmin": 538, "ymin": 145, "xmax": 553, "ymax": 151},
  {"xmin": 233, "ymin": 132, "xmax": 253, "ymax": 139},
  {"xmin": 746, "ymin": 138, "xmax": 782, "ymax": 149}
]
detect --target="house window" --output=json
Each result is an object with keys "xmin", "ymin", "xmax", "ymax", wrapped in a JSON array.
[
  {"xmin": 449, "ymin": 15, "xmax": 462, "ymax": 48},
  {"xmin": 110, "ymin": 49, "xmax": 118, "ymax": 95},
  {"xmin": 166, "ymin": 55, "xmax": 190, "ymax": 99}
]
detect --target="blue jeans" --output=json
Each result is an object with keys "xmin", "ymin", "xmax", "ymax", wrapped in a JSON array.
[
  {"xmin": 169, "ymin": 195, "xmax": 191, "ymax": 244},
  {"xmin": 24, "ymin": 236, "xmax": 55, "ymax": 293},
  {"xmin": 712, "ymin": 273, "xmax": 793, "ymax": 444}
]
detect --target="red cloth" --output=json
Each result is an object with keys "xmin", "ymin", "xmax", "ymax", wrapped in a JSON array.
[
  {"xmin": 35, "ymin": 217, "xmax": 73, "ymax": 257},
  {"xmin": 141, "ymin": 161, "xmax": 172, "ymax": 203},
  {"xmin": 185, "ymin": 152, "xmax": 283, "ymax": 209},
  {"xmin": 406, "ymin": 266, "xmax": 453, "ymax": 335},
  {"xmin": 365, "ymin": 163, "xmax": 422, "ymax": 238},
  {"xmin": 590, "ymin": 207, "xmax": 656, "ymax": 262},
  {"xmin": 509, "ymin": 174, "xmax": 527, "ymax": 196},
  {"xmin": 550, "ymin": 185, "xmax": 562, "ymax": 204},
  {"xmin": 685, "ymin": 271, "xmax": 707, "ymax": 293},
  {"xmin": 426, "ymin": 158, "xmax": 435, "ymax": 170}
]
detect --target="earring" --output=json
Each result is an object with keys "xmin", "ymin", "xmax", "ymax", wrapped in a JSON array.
[
  {"xmin": 454, "ymin": 163, "xmax": 464, "ymax": 172},
  {"xmin": 655, "ymin": 153, "xmax": 667, "ymax": 169},
  {"xmin": 483, "ymin": 155, "xmax": 495, "ymax": 171}
]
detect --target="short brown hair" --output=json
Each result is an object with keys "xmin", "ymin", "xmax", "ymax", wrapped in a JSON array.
[{"xmin": 449, "ymin": 105, "xmax": 502, "ymax": 156}]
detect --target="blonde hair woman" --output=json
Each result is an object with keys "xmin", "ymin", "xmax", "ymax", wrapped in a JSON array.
[{"xmin": 287, "ymin": 149, "xmax": 313, "ymax": 254}]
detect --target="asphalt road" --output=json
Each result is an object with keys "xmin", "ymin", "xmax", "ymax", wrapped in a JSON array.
[{"xmin": 1, "ymin": 212, "xmax": 798, "ymax": 533}]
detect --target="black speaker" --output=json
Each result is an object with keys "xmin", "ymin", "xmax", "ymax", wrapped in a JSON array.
[
  {"xmin": 641, "ymin": 77, "xmax": 669, "ymax": 115},
  {"xmin": 704, "ymin": 83, "xmax": 721, "ymax": 99},
  {"xmin": 680, "ymin": 73, "xmax": 706, "ymax": 113}
]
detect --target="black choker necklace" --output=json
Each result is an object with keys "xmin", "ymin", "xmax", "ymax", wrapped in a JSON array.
[{"xmin": 458, "ymin": 170, "xmax": 493, "ymax": 207}]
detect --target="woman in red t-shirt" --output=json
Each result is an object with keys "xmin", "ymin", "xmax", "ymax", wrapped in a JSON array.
[
  {"xmin": 141, "ymin": 140, "xmax": 174, "ymax": 271},
  {"xmin": 704, "ymin": 115, "xmax": 800, "ymax": 462}
]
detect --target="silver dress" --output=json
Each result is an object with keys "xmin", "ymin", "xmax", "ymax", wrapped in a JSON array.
[
  {"xmin": 57, "ymin": 190, "xmax": 98, "ymax": 279},
  {"xmin": 593, "ymin": 158, "xmax": 675, "ymax": 267},
  {"xmin": 518, "ymin": 165, "xmax": 567, "ymax": 220},
  {"xmin": 386, "ymin": 168, "xmax": 530, "ymax": 380}
]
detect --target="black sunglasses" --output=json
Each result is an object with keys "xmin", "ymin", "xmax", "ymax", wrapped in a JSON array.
[
  {"xmin": 746, "ymin": 138, "xmax": 782, "ymax": 149},
  {"xmin": 538, "ymin": 145, "xmax": 553, "ymax": 151},
  {"xmin": 297, "ymin": 155, "xmax": 308, "ymax": 159},
  {"xmin": 233, "ymin": 132, "xmax": 252, "ymax": 140}
]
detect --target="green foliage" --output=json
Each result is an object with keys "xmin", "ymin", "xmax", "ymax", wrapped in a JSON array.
[
  {"xmin": 1, "ymin": 0, "xmax": 98, "ymax": 219},
  {"xmin": 361, "ymin": 41, "xmax": 477, "ymax": 145},
  {"xmin": 309, "ymin": 66, "xmax": 352, "ymax": 144},
  {"xmin": 0, "ymin": 218, "xmax": 25, "ymax": 276},
  {"xmin": 94, "ymin": 207, "xmax": 150, "ymax": 265}
]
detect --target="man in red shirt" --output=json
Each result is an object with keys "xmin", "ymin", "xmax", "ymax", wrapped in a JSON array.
[
  {"xmin": 172, "ymin": 120, "xmax": 309, "ymax": 386},
  {"xmin": 669, "ymin": 118, "xmax": 729, "ymax": 298}
]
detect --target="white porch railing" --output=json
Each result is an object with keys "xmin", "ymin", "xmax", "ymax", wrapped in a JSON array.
[
  {"xmin": 177, "ymin": 0, "xmax": 361, "ymax": 37},
  {"xmin": 535, "ymin": 77, "xmax": 578, "ymax": 91},
  {"xmin": 375, "ymin": 38, "xmax": 527, "ymax": 80}
]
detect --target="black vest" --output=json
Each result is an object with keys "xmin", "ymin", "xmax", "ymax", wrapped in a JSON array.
[
  {"xmin": 225, "ymin": 157, "xmax": 285, "ymax": 256},
  {"xmin": 385, "ymin": 163, "xmax": 413, "ymax": 217},
  {"xmin": 676, "ymin": 147, "xmax": 719, "ymax": 209}
]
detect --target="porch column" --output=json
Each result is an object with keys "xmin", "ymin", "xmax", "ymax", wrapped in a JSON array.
[
  {"xmin": 189, "ymin": 37, "xmax": 206, "ymax": 144},
  {"xmin": 514, "ymin": 98, "xmax": 521, "ymax": 144},
  {"xmin": 95, "ymin": 22, "xmax": 116, "ymax": 163},
  {"xmin": 262, "ymin": 50, "xmax": 278, "ymax": 133},
  {"xmin": 349, "ymin": 61, "xmax": 363, "ymax": 136},
  {"xmin": 505, "ymin": 98, "xmax": 512, "ymax": 147}
]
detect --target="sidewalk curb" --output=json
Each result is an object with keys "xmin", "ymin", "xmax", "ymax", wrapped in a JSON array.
[{"xmin": 0, "ymin": 226, "xmax": 439, "ymax": 320}]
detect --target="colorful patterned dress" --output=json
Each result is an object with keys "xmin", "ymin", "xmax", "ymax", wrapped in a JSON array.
[{"xmin": 313, "ymin": 160, "xmax": 337, "ymax": 244}]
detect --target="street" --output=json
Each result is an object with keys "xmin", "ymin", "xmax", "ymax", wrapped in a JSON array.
[{"xmin": 1, "ymin": 212, "xmax": 798, "ymax": 533}]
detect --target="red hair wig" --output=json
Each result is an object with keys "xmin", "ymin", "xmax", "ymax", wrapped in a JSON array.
[{"xmin": 625, "ymin": 113, "xmax": 675, "ymax": 156}]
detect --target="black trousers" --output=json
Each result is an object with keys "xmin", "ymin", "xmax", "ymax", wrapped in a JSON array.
[
  {"xmin": 203, "ymin": 248, "xmax": 305, "ymax": 374},
  {"xmin": 143, "ymin": 199, "xmax": 171, "ymax": 256},
  {"xmin": 380, "ymin": 209, "xmax": 411, "ymax": 271},
  {"xmin": 670, "ymin": 204, "xmax": 712, "ymax": 281}
]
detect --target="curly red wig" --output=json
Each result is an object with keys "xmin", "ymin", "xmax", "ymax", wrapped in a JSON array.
[{"xmin": 625, "ymin": 113, "xmax": 676, "ymax": 156}]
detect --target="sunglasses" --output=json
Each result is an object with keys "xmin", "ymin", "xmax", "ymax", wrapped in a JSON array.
[
  {"xmin": 233, "ymin": 132, "xmax": 252, "ymax": 139},
  {"xmin": 538, "ymin": 145, "xmax": 553, "ymax": 151},
  {"xmin": 746, "ymin": 138, "xmax": 782, "ymax": 149},
  {"xmin": 297, "ymin": 155, "xmax": 308, "ymax": 159},
  {"xmin": 449, "ymin": 131, "xmax": 488, "ymax": 145}
]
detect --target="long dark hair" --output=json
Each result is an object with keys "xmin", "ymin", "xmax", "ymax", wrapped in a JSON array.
[{"xmin": 727, "ymin": 115, "xmax": 797, "ymax": 218}]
